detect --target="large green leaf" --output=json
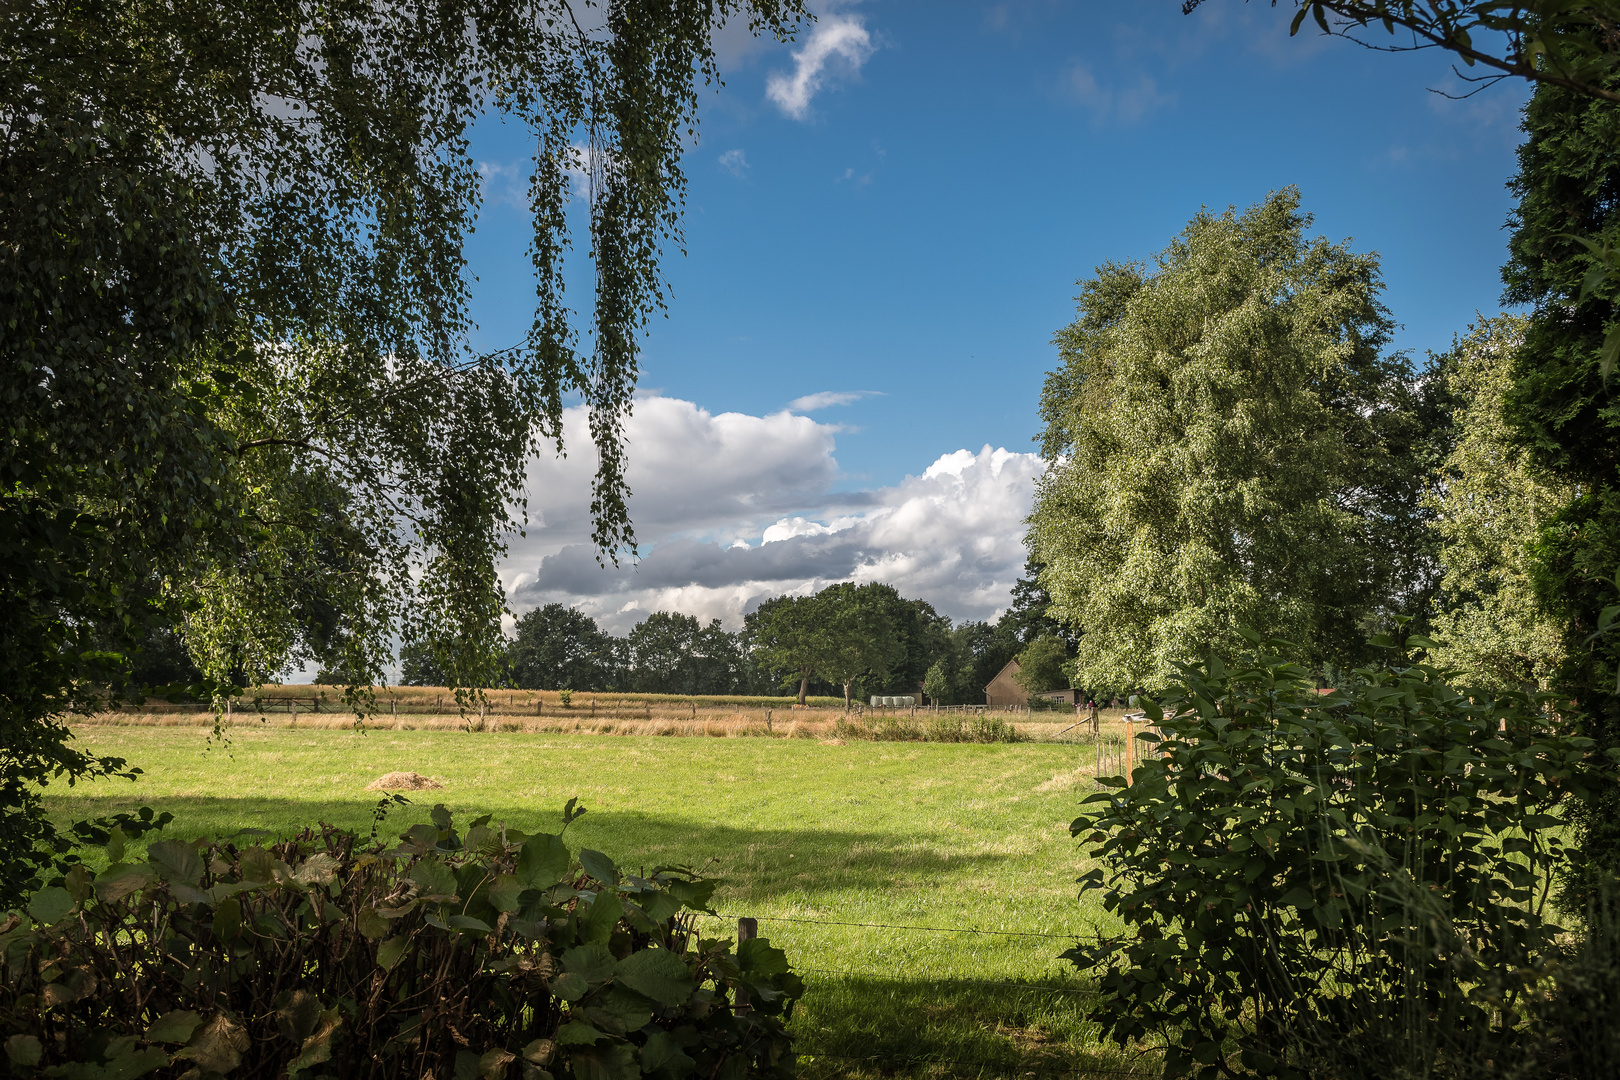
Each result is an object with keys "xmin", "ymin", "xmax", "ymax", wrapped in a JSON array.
[
  {"xmin": 554, "ymin": 1020, "xmax": 608, "ymax": 1046},
  {"xmin": 517, "ymin": 834, "xmax": 571, "ymax": 890},
  {"xmin": 614, "ymin": 949, "xmax": 692, "ymax": 1007},
  {"xmin": 738, "ymin": 936, "xmax": 790, "ymax": 976},
  {"xmin": 410, "ymin": 858, "xmax": 458, "ymax": 899},
  {"xmin": 174, "ymin": 1015, "xmax": 249, "ymax": 1075},
  {"xmin": 377, "ymin": 936, "xmax": 410, "ymax": 971},
  {"xmin": 27, "ymin": 886, "xmax": 75, "ymax": 925},
  {"xmin": 639, "ymin": 1030, "xmax": 695, "ymax": 1079},
  {"xmin": 562, "ymin": 942, "xmax": 616, "ymax": 987},
  {"xmin": 146, "ymin": 840, "xmax": 203, "ymax": 885},
  {"xmin": 578, "ymin": 848, "xmax": 617, "ymax": 885},
  {"xmin": 582, "ymin": 890, "xmax": 622, "ymax": 944},
  {"xmin": 144, "ymin": 1011, "xmax": 202, "ymax": 1044},
  {"xmin": 286, "ymin": 1007, "xmax": 342, "ymax": 1076},
  {"xmin": 5, "ymin": 1035, "xmax": 42, "ymax": 1068},
  {"xmin": 583, "ymin": 986, "xmax": 653, "ymax": 1031},
  {"xmin": 94, "ymin": 864, "xmax": 156, "ymax": 904}
]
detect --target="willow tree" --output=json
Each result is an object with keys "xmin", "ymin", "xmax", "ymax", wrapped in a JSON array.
[
  {"xmin": 1, "ymin": 0, "xmax": 803, "ymax": 900},
  {"xmin": 1027, "ymin": 189, "xmax": 1428, "ymax": 691}
]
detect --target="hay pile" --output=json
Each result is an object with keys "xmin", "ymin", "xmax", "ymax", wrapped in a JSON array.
[{"xmin": 365, "ymin": 771, "xmax": 443, "ymax": 791}]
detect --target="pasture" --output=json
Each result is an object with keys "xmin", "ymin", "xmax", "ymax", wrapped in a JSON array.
[{"xmin": 46, "ymin": 721, "xmax": 1149, "ymax": 1078}]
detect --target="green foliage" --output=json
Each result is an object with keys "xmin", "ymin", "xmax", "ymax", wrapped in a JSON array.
[
  {"xmin": 0, "ymin": 803, "xmax": 801, "ymax": 1080},
  {"xmin": 1013, "ymin": 637, "xmax": 1072, "ymax": 696},
  {"xmin": 1493, "ymin": 82, "xmax": 1620, "ymax": 906},
  {"xmin": 810, "ymin": 584, "xmax": 906, "ymax": 708},
  {"xmin": 398, "ymin": 641, "xmax": 453, "ymax": 689},
  {"xmin": 1425, "ymin": 315, "xmax": 1575, "ymax": 694},
  {"xmin": 510, "ymin": 605, "xmax": 625, "ymax": 693},
  {"xmin": 1500, "ymin": 74, "xmax": 1620, "ymax": 885},
  {"xmin": 1030, "ymin": 188, "xmax": 1430, "ymax": 691},
  {"xmin": 1185, "ymin": 2, "xmax": 1620, "ymax": 107},
  {"xmin": 746, "ymin": 594, "xmax": 828, "ymax": 705},
  {"xmin": 2, "ymin": 0, "xmax": 807, "ymax": 901},
  {"xmin": 746, "ymin": 583, "xmax": 906, "ymax": 706},
  {"xmin": 1065, "ymin": 636, "xmax": 1604, "ymax": 1078},
  {"xmin": 628, "ymin": 613, "xmax": 747, "ymax": 696}
]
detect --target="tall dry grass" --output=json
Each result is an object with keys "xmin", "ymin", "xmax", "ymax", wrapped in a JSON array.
[{"xmin": 76, "ymin": 686, "xmax": 1133, "ymax": 744}]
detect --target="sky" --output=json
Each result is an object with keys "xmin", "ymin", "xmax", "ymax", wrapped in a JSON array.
[{"xmin": 461, "ymin": 1, "xmax": 1532, "ymax": 637}]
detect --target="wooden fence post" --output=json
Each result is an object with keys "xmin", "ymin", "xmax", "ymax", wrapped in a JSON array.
[
  {"xmin": 735, "ymin": 917, "xmax": 757, "ymax": 1012},
  {"xmin": 1124, "ymin": 718, "xmax": 1134, "ymax": 784},
  {"xmin": 290, "ymin": 701, "xmax": 297, "ymax": 727}
]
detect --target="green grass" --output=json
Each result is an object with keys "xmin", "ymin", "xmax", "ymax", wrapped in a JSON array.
[{"xmin": 47, "ymin": 726, "xmax": 1150, "ymax": 1079}]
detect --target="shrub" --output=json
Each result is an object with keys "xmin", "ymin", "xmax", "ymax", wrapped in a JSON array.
[
  {"xmin": 0, "ymin": 802, "xmax": 801, "ymax": 1079},
  {"xmin": 1065, "ymin": 634, "xmax": 1605, "ymax": 1079}
]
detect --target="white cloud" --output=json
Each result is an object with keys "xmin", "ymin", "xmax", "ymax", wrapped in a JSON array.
[
  {"xmin": 719, "ymin": 148, "xmax": 749, "ymax": 176},
  {"xmin": 766, "ymin": 13, "xmax": 875, "ymax": 120},
  {"xmin": 785, "ymin": 389, "xmax": 877, "ymax": 412},
  {"xmin": 504, "ymin": 395, "xmax": 1043, "ymax": 634},
  {"xmin": 1064, "ymin": 63, "xmax": 1175, "ymax": 125}
]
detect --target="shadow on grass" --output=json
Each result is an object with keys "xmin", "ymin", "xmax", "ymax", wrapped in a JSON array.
[
  {"xmin": 42, "ymin": 795, "xmax": 1010, "ymax": 902},
  {"xmin": 791, "ymin": 973, "xmax": 1152, "ymax": 1079}
]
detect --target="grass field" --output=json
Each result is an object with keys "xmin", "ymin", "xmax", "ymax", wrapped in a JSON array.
[{"xmin": 45, "ymin": 724, "xmax": 1150, "ymax": 1079}]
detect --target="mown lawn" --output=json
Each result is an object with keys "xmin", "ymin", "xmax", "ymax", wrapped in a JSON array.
[{"xmin": 47, "ymin": 725, "xmax": 1149, "ymax": 1079}]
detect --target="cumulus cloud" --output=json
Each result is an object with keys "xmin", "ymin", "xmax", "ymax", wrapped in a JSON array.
[
  {"xmin": 719, "ymin": 148, "xmax": 749, "ymax": 176},
  {"xmin": 505, "ymin": 396, "xmax": 1043, "ymax": 634},
  {"xmin": 766, "ymin": 13, "xmax": 875, "ymax": 120},
  {"xmin": 785, "ymin": 390, "xmax": 877, "ymax": 412}
]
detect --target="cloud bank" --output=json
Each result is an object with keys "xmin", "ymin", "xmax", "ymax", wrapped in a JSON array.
[
  {"xmin": 505, "ymin": 396, "xmax": 1043, "ymax": 634},
  {"xmin": 766, "ymin": 13, "xmax": 875, "ymax": 120}
]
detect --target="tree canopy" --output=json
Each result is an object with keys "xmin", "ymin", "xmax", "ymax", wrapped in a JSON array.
[
  {"xmin": 1425, "ymin": 315, "xmax": 1574, "ymax": 695},
  {"xmin": 1028, "ymin": 188, "xmax": 1429, "ymax": 691},
  {"xmin": 1185, "ymin": 1, "xmax": 1620, "ymax": 104},
  {"xmin": 2, "ymin": 0, "xmax": 804, "ymax": 901},
  {"xmin": 509, "ymin": 604, "xmax": 621, "ymax": 693},
  {"xmin": 1498, "ymin": 72, "xmax": 1620, "ymax": 881}
]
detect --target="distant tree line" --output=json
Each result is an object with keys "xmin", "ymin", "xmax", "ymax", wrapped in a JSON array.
[{"xmin": 389, "ymin": 568, "xmax": 1074, "ymax": 706}]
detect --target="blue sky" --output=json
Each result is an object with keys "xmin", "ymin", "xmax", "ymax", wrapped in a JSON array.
[{"xmin": 458, "ymin": 2, "xmax": 1532, "ymax": 635}]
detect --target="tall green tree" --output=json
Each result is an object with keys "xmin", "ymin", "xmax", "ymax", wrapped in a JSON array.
[
  {"xmin": 1028, "ymin": 189, "xmax": 1428, "ymax": 691},
  {"xmin": 1013, "ymin": 636, "xmax": 1071, "ymax": 696},
  {"xmin": 1426, "ymin": 315, "xmax": 1574, "ymax": 695},
  {"xmin": 626, "ymin": 612, "xmax": 743, "ymax": 695},
  {"xmin": 1, "ymin": 0, "xmax": 803, "ymax": 902},
  {"xmin": 815, "ymin": 583, "xmax": 906, "ymax": 709},
  {"xmin": 746, "ymin": 593, "xmax": 826, "ymax": 705},
  {"xmin": 509, "ymin": 605, "xmax": 622, "ymax": 692},
  {"xmin": 1500, "ymin": 75, "xmax": 1620, "ymax": 882}
]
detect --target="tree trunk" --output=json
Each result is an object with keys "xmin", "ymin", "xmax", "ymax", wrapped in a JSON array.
[
  {"xmin": 843, "ymin": 681, "xmax": 852, "ymax": 710},
  {"xmin": 797, "ymin": 673, "xmax": 808, "ymax": 706}
]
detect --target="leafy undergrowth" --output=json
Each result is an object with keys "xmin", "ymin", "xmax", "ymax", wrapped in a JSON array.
[{"xmin": 46, "ymin": 728, "xmax": 1147, "ymax": 1078}]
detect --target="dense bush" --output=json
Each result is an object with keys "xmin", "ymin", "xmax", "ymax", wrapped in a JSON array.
[
  {"xmin": 0, "ymin": 802, "xmax": 801, "ymax": 1079},
  {"xmin": 1065, "ymin": 633, "xmax": 1610, "ymax": 1079}
]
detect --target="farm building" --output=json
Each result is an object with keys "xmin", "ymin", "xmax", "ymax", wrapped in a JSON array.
[
  {"xmin": 984, "ymin": 659, "xmax": 1024, "ymax": 708},
  {"xmin": 983, "ymin": 658, "xmax": 1082, "ymax": 708}
]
